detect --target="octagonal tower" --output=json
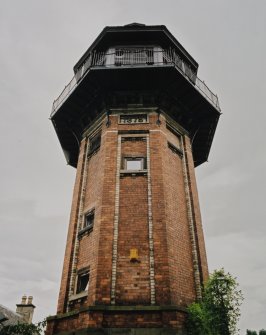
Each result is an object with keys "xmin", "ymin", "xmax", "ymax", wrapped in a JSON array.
[{"xmin": 46, "ymin": 23, "xmax": 220, "ymax": 335}]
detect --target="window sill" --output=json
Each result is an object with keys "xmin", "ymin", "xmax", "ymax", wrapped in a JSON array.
[
  {"xmin": 120, "ymin": 170, "xmax": 147, "ymax": 177},
  {"xmin": 78, "ymin": 225, "xmax": 93, "ymax": 239},
  {"xmin": 69, "ymin": 291, "xmax": 88, "ymax": 302}
]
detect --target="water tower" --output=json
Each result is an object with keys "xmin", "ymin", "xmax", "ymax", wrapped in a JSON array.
[{"xmin": 46, "ymin": 23, "xmax": 220, "ymax": 335}]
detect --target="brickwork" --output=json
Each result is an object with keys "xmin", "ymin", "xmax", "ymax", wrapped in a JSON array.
[
  {"xmin": 116, "ymin": 137, "xmax": 150, "ymax": 304},
  {"xmin": 95, "ymin": 128, "xmax": 118, "ymax": 305},
  {"xmin": 56, "ymin": 139, "xmax": 87, "ymax": 313},
  {"xmin": 46, "ymin": 308, "xmax": 187, "ymax": 333},
  {"xmin": 180, "ymin": 135, "xmax": 202, "ymax": 300},
  {"xmin": 149, "ymin": 129, "xmax": 171, "ymax": 305},
  {"xmin": 77, "ymin": 143, "xmax": 107, "ymax": 306},
  {"xmin": 47, "ymin": 109, "xmax": 209, "ymax": 334},
  {"xmin": 67, "ymin": 137, "xmax": 90, "ymax": 305},
  {"xmin": 161, "ymin": 122, "xmax": 197, "ymax": 305},
  {"xmin": 183, "ymin": 136, "xmax": 209, "ymax": 284},
  {"xmin": 146, "ymin": 135, "xmax": 156, "ymax": 304}
]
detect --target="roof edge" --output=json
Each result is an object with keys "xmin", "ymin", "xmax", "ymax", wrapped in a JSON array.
[{"xmin": 73, "ymin": 24, "xmax": 198, "ymax": 73}]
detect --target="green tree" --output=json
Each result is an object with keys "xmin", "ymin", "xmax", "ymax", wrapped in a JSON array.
[
  {"xmin": 186, "ymin": 302, "xmax": 211, "ymax": 335},
  {"xmin": 246, "ymin": 330, "xmax": 266, "ymax": 335},
  {"xmin": 0, "ymin": 320, "xmax": 46, "ymax": 335},
  {"xmin": 186, "ymin": 269, "xmax": 243, "ymax": 335}
]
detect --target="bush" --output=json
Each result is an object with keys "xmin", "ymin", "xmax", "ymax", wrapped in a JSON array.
[
  {"xmin": 186, "ymin": 269, "xmax": 243, "ymax": 335},
  {"xmin": 0, "ymin": 320, "xmax": 46, "ymax": 335}
]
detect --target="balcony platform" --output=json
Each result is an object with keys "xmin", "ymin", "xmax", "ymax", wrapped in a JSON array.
[{"xmin": 51, "ymin": 51, "xmax": 220, "ymax": 167}]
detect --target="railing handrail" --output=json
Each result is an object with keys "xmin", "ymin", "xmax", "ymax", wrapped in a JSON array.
[{"xmin": 51, "ymin": 48, "xmax": 220, "ymax": 116}]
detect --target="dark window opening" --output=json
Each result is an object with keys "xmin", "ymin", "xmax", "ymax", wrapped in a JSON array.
[
  {"xmin": 76, "ymin": 270, "xmax": 90, "ymax": 294},
  {"xmin": 78, "ymin": 209, "xmax": 95, "ymax": 238},
  {"xmin": 84, "ymin": 210, "xmax": 94, "ymax": 230},
  {"xmin": 88, "ymin": 132, "xmax": 101, "ymax": 156}
]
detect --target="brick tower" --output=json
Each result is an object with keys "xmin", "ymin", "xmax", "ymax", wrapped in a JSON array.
[{"xmin": 46, "ymin": 23, "xmax": 220, "ymax": 335}]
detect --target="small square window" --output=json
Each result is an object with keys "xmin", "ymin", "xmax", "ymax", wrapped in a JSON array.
[
  {"xmin": 76, "ymin": 270, "xmax": 90, "ymax": 294},
  {"xmin": 124, "ymin": 157, "xmax": 146, "ymax": 171},
  {"xmin": 84, "ymin": 210, "xmax": 94, "ymax": 230},
  {"xmin": 126, "ymin": 159, "xmax": 142, "ymax": 170}
]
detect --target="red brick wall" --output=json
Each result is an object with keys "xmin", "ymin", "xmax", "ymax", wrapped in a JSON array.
[
  {"xmin": 116, "ymin": 138, "xmax": 150, "ymax": 304},
  {"xmin": 56, "ymin": 139, "xmax": 87, "ymax": 313},
  {"xmin": 94, "ymin": 129, "xmax": 118, "ymax": 304},
  {"xmin": 162, "ymin": 123, "xmax": 196, "ymax": 305},
  {"xmin": 183, "ymin": 135, "xmax": 209, "ymax": 283},
  {"xmin": 76, "ymin": 144, "xmax": 106, "ymax": 306},
  {"xmin": 149, "ymin": 130, "xmax": 171, "ymax": 304},
  {"xmin": 46, "ymin": 309, "xmax": 186, "ymax": 333},
  {"xmin": 49, "ymin": 110, "xmax": 208, "ymax": 333}
]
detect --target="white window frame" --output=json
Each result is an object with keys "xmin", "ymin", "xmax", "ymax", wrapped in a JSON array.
[{"xmin": 123, "ymin": 157, "xmax": 146, "ymax": 171}]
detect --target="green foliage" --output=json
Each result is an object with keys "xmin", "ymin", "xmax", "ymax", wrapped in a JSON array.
[
  {"xmin": 204, "ymin": 269, "xmax": 243, "ymax": 334},
  {"xmin": 186, "ymin": 269, "xmax": 243, "ymax": 335},
  {"xmin": 246, "ymin": 330, "xmax": 257, "ymax": 335},
  {"xmin": 246, "ymin": 330, "xmax": 266, "ymax": 335},
  {"xmin": 186, "ymin": 302, "xmax": 211, "ymax": 335},
  {"xmin": 0, "ymin": 319, "xmax": 46, "ymax": 335}
]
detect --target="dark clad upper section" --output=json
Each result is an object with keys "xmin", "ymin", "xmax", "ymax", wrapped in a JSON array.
[
  {"xmin": 51, "ymin": 23, "xmax": 220, "ymax": 168},
  {"xmin": 73, "ymin": 23, "xmax": 198, "ymax": 73}
]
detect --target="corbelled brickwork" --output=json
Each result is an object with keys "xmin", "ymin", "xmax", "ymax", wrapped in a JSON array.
[{"xmin": 46, "ymin": 110, "xmax": 208, "ymax": 335}]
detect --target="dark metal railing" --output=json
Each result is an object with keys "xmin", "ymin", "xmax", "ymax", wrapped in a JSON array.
[{"xmin": 51, "ymin": 49, "xmax": 220, "ymax": 116}]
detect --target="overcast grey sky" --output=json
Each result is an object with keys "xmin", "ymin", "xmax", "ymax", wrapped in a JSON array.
[{"xmin": 0, "ymin": 0, "xmax": 265, "ymax": 333}]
